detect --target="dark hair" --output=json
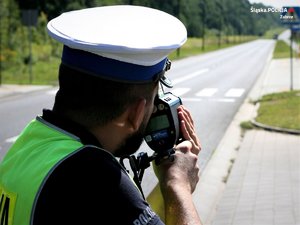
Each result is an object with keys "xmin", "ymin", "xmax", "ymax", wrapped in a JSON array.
[{"xmin": 53, "ymin": 63, "xmax": 157, "ymax": 128}]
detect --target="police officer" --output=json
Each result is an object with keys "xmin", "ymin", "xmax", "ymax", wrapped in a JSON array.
[{"xmin": 0, "ymin": 5, "xmax": 202, "ymax": 225}]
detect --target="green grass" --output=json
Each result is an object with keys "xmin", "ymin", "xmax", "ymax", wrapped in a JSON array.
[
  {"xmin": 2, "ymin": 57, "xmax": 60, "ymax": 85},
  {"xmin": 256, "ymin": 91, "xmax": 300, "ymax": 130},
  {"xmin": 273, "ymin": 40, "xmax": 298, "ymax": 59},
  {"xmin": 1, "ymin": 42, "xmax": 62, "ymax": 85}
]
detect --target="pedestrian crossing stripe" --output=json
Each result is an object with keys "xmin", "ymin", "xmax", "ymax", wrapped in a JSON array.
[
  {"xmin": 225, "ymin": 88, "xmax": 245, "ymax": 97},
  {"xmin": 172, "ymin": 88, "xmax": 190, "ymax": 97},
  {"xmin": 172, "ymin": 87, "xmax": 245, "ymax": 100},
  {"xmin": 196, "ymin": 88, "xmax": 218, "ymax": 97},
  {"xmin": 182, "ymin": 98, "xmax": 235, "ymax": 103}
]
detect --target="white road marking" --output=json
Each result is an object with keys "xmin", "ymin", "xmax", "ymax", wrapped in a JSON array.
[
  {"xmin": 172, "ymin": 88, "xmax": 191, "ymax": 97},
  {"xmin": 172, "ymin": 68, "xmax": 210, "ymax": 85},
  {"xmin": 6, "ymin": 136, "xmax": 19, "ymax": 143},
  {"xmin": 47, "ymin": 89, "xmax": 59, "ymax": 95},
  {"xmin": 166, "ymin": 86, "xmax": 244, "ymax": 103},
  {"xmin": 225, "ymin": 88, "xmax": 245, "ymax": 98},
  {"xmin": 211, "ymin": 98, "xmax": 235, "ymax": 103},
  {"xmin": 182, "ymin": 97, "xmax": 235, "ymax": 103},
  {"xmin": 196, "ymin": 88, "xmax": 218, "ymax": 97},
  {"xmin": 182, "ymin": 98, "xmax": 203, "ymax": 102}
]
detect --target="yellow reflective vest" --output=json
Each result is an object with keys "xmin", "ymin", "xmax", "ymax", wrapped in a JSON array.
[{"xmin": 0, "ymin": 117, "xmax": 84, "ymax": 225}]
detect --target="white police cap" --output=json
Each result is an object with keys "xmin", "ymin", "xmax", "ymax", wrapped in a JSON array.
[{"xmin": 47, "ymin": 5, "xmax": 187, "ymax": 86}]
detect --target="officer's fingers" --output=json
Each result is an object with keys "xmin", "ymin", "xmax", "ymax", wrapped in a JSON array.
[
  {"xmin": 178, "ymin": 105, "xmax": 194, "ymax": 126},
  {"xmin": 178, "ymin": 110, "xmax": 196, "ymax": 139},
  {"xmin": 179, "ymin": 119, "xmax": 201, "ymax": 155},
  {"xmin": 179, "ymin": 117, "xmax": 191, "ymax": 141}
]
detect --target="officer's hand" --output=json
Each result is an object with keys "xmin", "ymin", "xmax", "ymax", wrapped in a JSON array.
[
  {"xmin": 154, "ymin": 106, "xmax": 201, "ymax": 194},
  {"xmin": 177, "ymin": 105, "xmax": 201, "ymax": 155}
]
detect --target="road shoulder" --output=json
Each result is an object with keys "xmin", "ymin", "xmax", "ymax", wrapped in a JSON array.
[{"xmin": 0, "ymin": 84, "xmax": 53, "ymax": 99}]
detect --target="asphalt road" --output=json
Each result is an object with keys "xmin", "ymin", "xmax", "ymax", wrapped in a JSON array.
[
  {"xmin": 0, "ymin": 39, "xmax": 275, "ymax": 196},
  {"xmin": 0, "ymin": 88, "xmax": 56, "ymax": 158}
]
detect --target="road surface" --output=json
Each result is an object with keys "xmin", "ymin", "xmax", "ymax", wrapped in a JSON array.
[{"xmin": 0, "ymin": 39, "xmax": 275, "ymax": 196}]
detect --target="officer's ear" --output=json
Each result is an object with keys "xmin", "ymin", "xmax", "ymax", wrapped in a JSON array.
[{"xmin": 127, "ymin": 98, "xmax": 147, "ymax": 132}]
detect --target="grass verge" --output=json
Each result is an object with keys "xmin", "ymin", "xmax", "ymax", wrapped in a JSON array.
[
  {"xmin": 256, "ymin": 91, "xmax": 300, "ymax": 131},
  {"xmin": 273, "ymin": 40, "xmax": 298, "ymax": 59}
]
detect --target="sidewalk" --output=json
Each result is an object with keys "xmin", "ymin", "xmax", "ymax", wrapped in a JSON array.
[
  {"xmin": 211, "ymin": 130, "xmax": 299, "ymax": 225},
  {"xmin": 195, "ymin": 57, "xmax": 300, "ymax": 225}
]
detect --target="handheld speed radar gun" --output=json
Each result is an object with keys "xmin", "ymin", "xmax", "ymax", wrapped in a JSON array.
[{"xmin": 144, "ymin": 92, "xmax": 182, "ymax": 163}]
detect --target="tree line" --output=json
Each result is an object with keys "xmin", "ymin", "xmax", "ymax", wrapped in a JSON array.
[
  {"xmin": 14, "ymin": 0, "xmax": 281, "ymax": 36},
  {"xmin": 0, "ymin": 0, "xmax": 282, "ymax": 83}
]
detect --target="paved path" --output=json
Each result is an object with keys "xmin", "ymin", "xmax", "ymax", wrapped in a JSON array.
[{"xmin": 211, "ymin": 130, "xmax": 300, "ymax": 225}]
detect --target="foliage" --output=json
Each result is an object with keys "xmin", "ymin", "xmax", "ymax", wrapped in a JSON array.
[{"xmin": 0, "ymin": 0, "xmax": 285, "ymax": 84}]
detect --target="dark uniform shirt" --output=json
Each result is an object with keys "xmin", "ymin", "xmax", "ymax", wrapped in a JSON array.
[{"xmin": 32, "ymin": 110, "xmax": 164, "ymax": 225}]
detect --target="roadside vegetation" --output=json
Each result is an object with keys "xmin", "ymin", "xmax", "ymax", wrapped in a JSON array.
[
  {"xmin": 241, "ymin": 38, "xmax": 300, "ymax": 132},
  {"xmin": 255, "ymin": 37, "xmax": 300, "ymax": 131},
  {"xmin": 273, "ymin": 40, "xmax": 298, "ymax": 59},
  {"xmin": 0, "ymin": 0, "xmax": 282, "ymax": 85},
  {"xmin": 256, "ymin": 91, "xmax": 300, "ymax": 131}
]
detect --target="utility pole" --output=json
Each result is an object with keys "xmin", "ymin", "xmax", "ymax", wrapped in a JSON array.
[
  {"xmin": 176, "ymin": 0, "xmax": 181, "ymax": 57},
  {"xmin": 280, "ymin": 7, "xmax": 300, "ymax": 91},
  {"xmin": 21, "ymin": 9, "xmax": 38, "ymax": 84},
  {"xmin": 200, "ymin": 0, "xmax": 206, "ymax": 51},
  {"xmin": 290, "ymin": 26, "xmax": 294, "ymax": 91}
]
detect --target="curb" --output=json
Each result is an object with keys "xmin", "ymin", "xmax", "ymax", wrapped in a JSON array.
[{"xmin": 251, "ymin": 119, "xmax": 300, "ymax": 135}]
